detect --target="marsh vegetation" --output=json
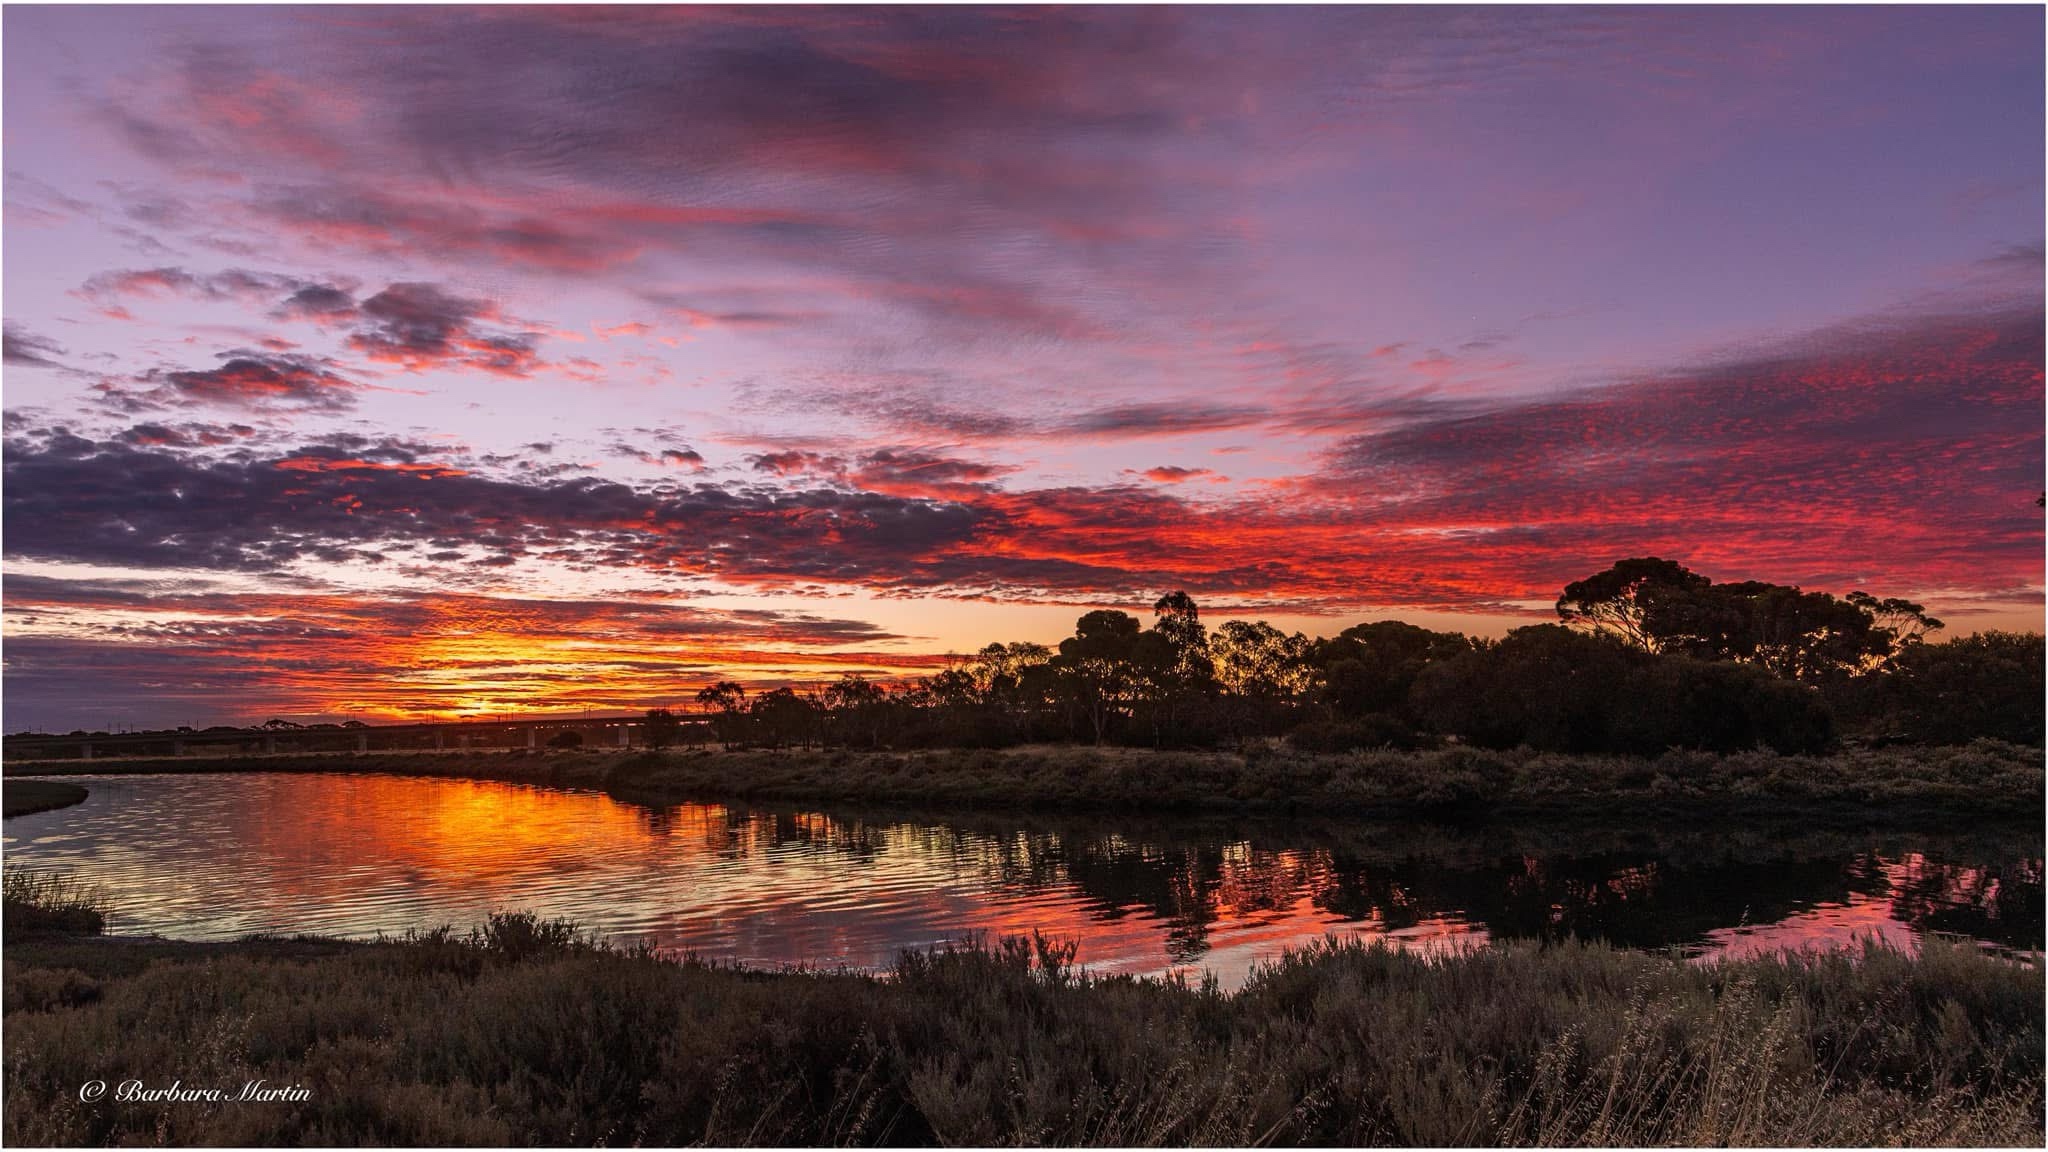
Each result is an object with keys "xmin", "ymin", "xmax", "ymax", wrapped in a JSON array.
[
  {"xmin": 3, "ymin": 903, "xmax": 2039, "ymax": 1146},
  {"xmin": 20, "ymin": 740, "xmax": 2040, "ymax": 825}
]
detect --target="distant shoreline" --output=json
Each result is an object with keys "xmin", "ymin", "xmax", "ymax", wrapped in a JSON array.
[
  {"xmin": 2, "ymin": 780, "xmax": 89, "ymax": 819},
  {"xmin": 5, "ymin": 741, "xmax": 2040, "ymax": 827}
]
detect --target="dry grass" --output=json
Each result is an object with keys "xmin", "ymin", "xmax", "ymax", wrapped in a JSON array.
[{"xmin": 3, "ymin": 917, "xmax": 2039, "ymax": 1146}]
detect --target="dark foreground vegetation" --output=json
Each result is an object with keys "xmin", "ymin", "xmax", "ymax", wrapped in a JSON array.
[
  {"xmin": 21, "ymin": 739, "xmax": 2042, "ymax": 825},
  {"xmin": 4, "ymin": 888, "xmax": 2039, "ymax": 1146},
  {"xmin": 2, "ymin": 780, "xmax": 88, "ymax": 818},
  {"xmin": 1, "ymin": 871, "xmax": 106, "ymax": 935}
]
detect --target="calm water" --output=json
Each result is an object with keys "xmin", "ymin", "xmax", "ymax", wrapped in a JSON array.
[{"xmin": 4, "ymin": 773, "xmax": 2040, "ymax": 987}]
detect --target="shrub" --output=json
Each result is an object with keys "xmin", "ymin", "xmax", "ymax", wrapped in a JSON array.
[
  {"xmin": 1285, "ymin": 714, "xmax": 1423, "ymax": 753},
  {"xmin": 1, "ymin": 870, "xmax": 107, "ymax": 935},
  {"xmin": 1836, "ymin": 632, "xmax": 2046, "ymax": 746},
  {"xmin": 1410, "ymin": 627, "xmax": 1835, "ymax": 755},
  {"xmin": 468, "ymin": 911, "xmax": 597, "ymax": 962}
]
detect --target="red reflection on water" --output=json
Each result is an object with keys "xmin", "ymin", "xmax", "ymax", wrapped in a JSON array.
[
  {"xmin": 1695, "ymin": 854, "xmax": 2038, "ymax": 964},
  {"xmin": 6, "ymin": 776, "xmax": 2037, "ymax": 986},
  {"xmin": 1697, "ymin": 895, "xmax": 1918, "ymax": 962}
]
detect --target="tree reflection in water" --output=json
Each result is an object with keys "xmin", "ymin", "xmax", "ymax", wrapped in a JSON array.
[
  {"xmin": 651, "ymin": 802, "xmax": 2044, "ymax": 963},
  {"xmin": 6, "ymin": 774, "xmax": 2034, "ymax": 983}
]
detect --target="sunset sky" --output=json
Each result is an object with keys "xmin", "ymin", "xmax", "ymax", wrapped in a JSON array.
[{"xmin": 3, "ymin": 5, "xmax": 2042, "ymax": 731}]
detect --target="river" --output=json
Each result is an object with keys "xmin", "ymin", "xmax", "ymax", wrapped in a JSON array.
[{"xmin": 4, "ymin": 772, "xmax": 2039, "ymax": 987}]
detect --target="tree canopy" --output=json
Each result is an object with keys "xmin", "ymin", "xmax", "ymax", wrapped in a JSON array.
[
  {"xmin": 1556, "ymin": 558, "xmax": 1941, "ymax": 681},
  {"xmin": 634, "ymin": 562, "xmax": 2031, "ymax": 756}
]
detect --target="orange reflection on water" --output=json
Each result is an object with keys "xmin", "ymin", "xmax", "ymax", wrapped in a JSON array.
[{"xmin": 3, "ymin": 775, "xmax": 2038, "ymax": 986}]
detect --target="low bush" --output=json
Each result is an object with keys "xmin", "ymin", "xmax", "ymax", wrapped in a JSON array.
[
  {"xmin": 3, "ymin": 925, "xmax": 2038, "ymax": 1146},
  {"xmin": 1284, "ymin": 714, "xmax": 1425, "ymax": 753}
]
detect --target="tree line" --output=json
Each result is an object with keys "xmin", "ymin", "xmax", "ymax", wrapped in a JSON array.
[{"xmin": 639, "ymin": 558, "xmax": 2043, "ymax": 755}]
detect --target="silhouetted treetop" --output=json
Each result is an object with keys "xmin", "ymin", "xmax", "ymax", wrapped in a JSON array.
[
  {"xmin": 666, "ymin": 570, "xmax": 2030, "ymax": 756},
  {"xmin": 1557, "ymin": 558, "xmax": 1943, "ymax": 682},
  {"xmin": 1555, "ymin": 557, "xmax": 1710, "ymax": 650}
]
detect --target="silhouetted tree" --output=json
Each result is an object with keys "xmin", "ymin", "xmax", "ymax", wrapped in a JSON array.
[
  {"xmin": 926, "ymin": 665, "xmax": 980, "ymax": 710},
  {"xmin": 643, "ymin": 707, "xmax": 682, "ymax": 750},
  {"xmin": 1845, "ymin": 591, "xmax": 1945, "ymax": 648},
  {"xmin": 1212, "ymin": 620, "xmax": 1315, "ymax": 700},
  {"xmin": 1559, "ymin": 559, "xmax": 1941, "ymax": 682},
  {"xmin": 1051, "ymin": 610, "xmax": 1154, "ymax": 744},
  {"xmin": 1150, "ymin": 593, "xmax": 1215, "ymax": 687},
  {"xmin": 966, "ymin": 642, "xmax": 1054, "ymax": 704},
  {"xmin": 1145, "ymin": 592, "xmax": 1218, "ymax": 744},
  {"xmin": 1314, "ymin": 621, "xmax": 1473, "ymax": 725},
  {"xmin": 1556, "ymin": 557, "xmax": 1710, "ymax": 651},
  {"xmin": 1412, "ymin": 624, "xmax": 1832, "ymax": 755},
  {"xmin": 1211, "ymin": 619, "xmax": 1315, "ymax": 739},
  {"xmin": 823, "ymin": 673, "xmax": 888, "ymax": 748},
  {"xmin": 1835, "ymin": 631, "xmax": 2044, "ymax": 745},
  {"xmin": 629, "ymin": 561, "xmax": 2019, "ymax": 755},
  {"xmin": 961, "ymin": 641, "xmax": 1055, "ymax": 742},
  {"xmin": 695, "ymin": 681, "xmax": 749, "ymax": 745},
  {"xmin": 751, "ymin": 687, "xmax": 821, "ymax": 748},
  {"xmin": 1680, "ymin": 581, "xmax": 1907, "ymax": 681}
]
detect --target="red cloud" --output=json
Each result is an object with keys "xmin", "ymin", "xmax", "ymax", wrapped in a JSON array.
[
  {"xmin": 344, "ymin": 283, "xmax": 545, "ymax": 377},
  {"xmin": 1140, "ymin": 466, "xmax": 1218, "ymax": 483},
  {"xmin": 6, "ymin": 308, "xmax": 2042, "ymax": 668},
  {"xmin": 138, "ymin": 355, "xmax": 362, "ymax": 412},
  {"xmin": 275, "ymin": 456, "xmax": 470, "ymax": 479}
]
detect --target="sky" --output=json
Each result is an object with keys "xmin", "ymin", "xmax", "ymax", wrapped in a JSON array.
[{"xmin": 2, "ymin": 5, "xmax": 2042, "ymax": 731}]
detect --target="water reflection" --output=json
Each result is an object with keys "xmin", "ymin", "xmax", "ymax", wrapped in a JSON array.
[{"xmin": 4, "ymin": 773, "xmax": 2039, "ymax": 987}]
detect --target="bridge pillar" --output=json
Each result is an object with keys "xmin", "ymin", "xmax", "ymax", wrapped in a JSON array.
[
  {"xmin": 356, "ymin": 732, "xmax": 369, "ymax": 753},
  {"xmin": 617, "ymin": 725, "xmax": 630, "ymax": 748},
  {"xmin": 527, "ymin": 728, "xmax": 537, "ymax": 750}
]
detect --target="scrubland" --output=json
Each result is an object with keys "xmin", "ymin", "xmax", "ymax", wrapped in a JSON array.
[{"xmin": 3, "ymin": 881, "xmax": 2040, "ymax": 1147}]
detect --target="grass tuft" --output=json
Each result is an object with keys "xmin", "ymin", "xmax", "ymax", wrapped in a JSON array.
[{"xmin": 2, "ymin": 870, "xmax": 108, "ymax": 935}]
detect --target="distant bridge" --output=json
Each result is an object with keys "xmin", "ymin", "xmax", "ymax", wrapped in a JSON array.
[{"xmin": 2, "ymin": 714, "xmax": 709, "ymax": 763}]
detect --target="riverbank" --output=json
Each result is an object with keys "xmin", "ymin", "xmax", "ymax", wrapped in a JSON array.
[
  {"xmin": 3, "ymin": 910, "xmax": 2038, "ymax": 1146},
  {"xmin": 10, "ymin": 740, "xmax": 2042, "ymax": 824},
  {"xmin": 2, "ymin": 780, "xmax": 88, "ymax": 818}
]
